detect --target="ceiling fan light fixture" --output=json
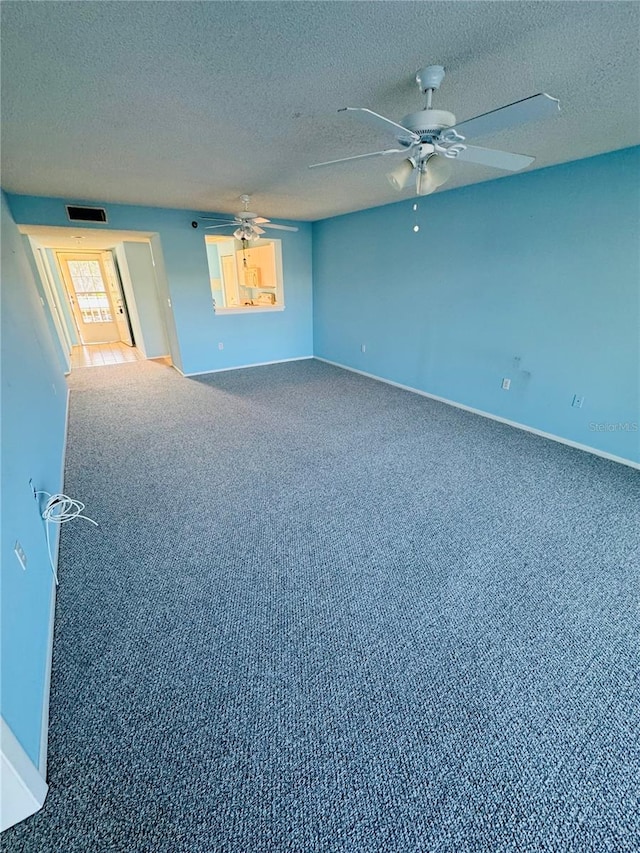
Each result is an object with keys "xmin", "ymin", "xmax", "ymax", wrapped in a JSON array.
[
  {"xmin": 414, "ymin": 155, "xmax": 452, "ymax": 196},
  {"xmin": 416, "ymin": 166, "xmax": 437, "ymax": 196},
  {"xmin": 234, "ymin": 224, "xmax": 259, "ymax": 241},
  {"xmin": 386, "ymin": 158, "xmax": 415, "ymax": 191},
  {"xmin": 426, "ymin": 154, "xmax": 453, "ymax": 187}
]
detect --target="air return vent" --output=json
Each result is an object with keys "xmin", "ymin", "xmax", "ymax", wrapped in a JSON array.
[{"xmin": 65, "ymin": 205, "xmax": 108, "ymax": 223}]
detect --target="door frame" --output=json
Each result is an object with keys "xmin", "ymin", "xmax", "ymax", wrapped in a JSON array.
[
  {"xmin": 27, "ymin": 241, "xmax": 73, "ymax": 370},
  {"xmin": 101, "ymin": 251, "xmax": 135, "ymax": 347}
]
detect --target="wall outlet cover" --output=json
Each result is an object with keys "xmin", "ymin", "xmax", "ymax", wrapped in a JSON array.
[{"xmin": 14, "ymin": 541, "xmax": 27, "ymax": 571}]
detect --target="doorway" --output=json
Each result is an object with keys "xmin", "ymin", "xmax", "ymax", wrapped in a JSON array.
[
  {"xmin": 56, "ymin": 251, "xmax": 134, "ymax": 346},
  {"xmin": 21, "ymin": 225, "xmax": 180, "ymax": 375}
]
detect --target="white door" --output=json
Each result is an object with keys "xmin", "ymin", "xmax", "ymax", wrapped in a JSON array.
[
  {"xmin": 221, "ymin": 254, "xmax": 240, "ymax": 307},
  {"xmin": 57, "ymin": 253, "xmax": 119, "ymax": 344},
  {"xmin": 101, "ymin": 251, "xmax": 133, "ymax": 346}
]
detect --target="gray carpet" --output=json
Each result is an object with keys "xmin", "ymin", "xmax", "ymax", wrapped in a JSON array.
[{"xmin": 4, "ymin": 358, "xmax": 639, "ymax": 852}]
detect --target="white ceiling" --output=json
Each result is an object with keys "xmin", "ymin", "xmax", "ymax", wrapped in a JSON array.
[{"xmin": 1, "ymin": 1, "xmax": 639, "ymax": 221}]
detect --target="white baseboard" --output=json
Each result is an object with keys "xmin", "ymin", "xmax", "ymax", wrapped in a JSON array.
[
  {"xmin": 1, "ymin": 718, "xmax": 48, "ymax": 832},
  {"xmin": 175, "ymin": 355, "xmax": 314, "ymax": 378},
  {"xmin": 38, "ymin": 581, "xmax": 56, "ymax": 777},
  {"xmin": 316, "ymin": 358, "xmax": 640, "ymax": 470}
]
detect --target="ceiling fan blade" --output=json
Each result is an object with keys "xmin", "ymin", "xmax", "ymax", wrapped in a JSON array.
[
  {"xmin": 253, "ymin": 217, "xmax": 270, "ymax": 224},
  {"xmin": 200, "ymin": 217, "xmax": 236, "ymax": 223},
  {"xmin": 449, "ymin": 93, "xmax": 560, "ymax": 142},
  {"xmin": 339, "ymin": 107, "xmax": 420, "ymax": 145},
  {"xmin": 203, "ymin": 223, "xmax": 237, "ymax": 230},
  {"xmin": 454, "ymin": 145, "xmax": 534, "ymax": 172},
  {"xmin": 252, "ymin": 225, "xmax": 266, "ymax": 235},
  {"xmin": 260, "ymin": 223, "xmax": 299, "ymax": 232},
  {"xmin": 309, "ymin": 147, "xmax": 406, "ymax": 169}
]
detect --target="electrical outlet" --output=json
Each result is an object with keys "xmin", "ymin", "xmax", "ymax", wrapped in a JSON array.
[
  {"xmin": 218, "ymin": 342, "xmax": 224, "ymax": 350},
  {"xmin": 361, "ymin": 344, "xmax": 366, "ymax": 354},
  {"xmin": 14, "ymin": 541, "xmax": 27, "ymax": 571},
  {"xmin": 572, "ymin": 394, "xmax": 584, "ymax": 408},
  {"xmin": 502, "ymin": 378, "xmax": 511, "ymax": 391}
]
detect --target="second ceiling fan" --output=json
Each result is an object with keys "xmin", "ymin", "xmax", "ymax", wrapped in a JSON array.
[
  {"xmin": 310, "ymin": 65, "xmax": 560, "ymax": 195},
  {"xmin": 199, "ymin": 195, "xmax": 299, "ymax": 241}
]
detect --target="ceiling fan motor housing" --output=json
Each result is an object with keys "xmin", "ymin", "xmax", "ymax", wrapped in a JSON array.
[
  {"xmin": 400, "ymin": 109, "xmax": 456, "ymax": 143},
  {"xmin": 416, "ymin": 65, "xmax": 446, "ymax": 93}
]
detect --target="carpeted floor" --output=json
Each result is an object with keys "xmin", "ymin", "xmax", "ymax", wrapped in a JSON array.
[{"xmin": 4, "ymin": 358, "xmax": 639, "ymax": 852}]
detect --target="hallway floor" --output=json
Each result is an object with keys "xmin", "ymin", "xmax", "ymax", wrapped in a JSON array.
[{"xmin": 70, "ymin": 342, "xmax": 143, "ymax": 369}]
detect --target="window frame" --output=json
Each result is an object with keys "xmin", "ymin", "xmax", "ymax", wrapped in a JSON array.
[{"xmin": 205, "ymin": 235, "xmax": 286, "ymax": 314}]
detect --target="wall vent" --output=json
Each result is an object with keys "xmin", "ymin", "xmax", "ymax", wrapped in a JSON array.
[{"xmin": 65, "ymin": 205, "xmax": 108, "ymax": 223}]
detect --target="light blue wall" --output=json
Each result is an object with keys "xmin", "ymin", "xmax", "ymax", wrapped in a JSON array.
[
  {"xmin": 313, "ymin": 147, "xmax": 640, "ymax": 463},
  {"xmin": 6, "ymin": 195, "xmax": 314, "ymax": 375},
  {"xmin": 1, "ymin": 191, "xmax": 68, "ymax": 766}
]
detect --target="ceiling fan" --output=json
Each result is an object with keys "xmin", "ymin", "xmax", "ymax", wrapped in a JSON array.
[
  {"xmin": 198, "ymin": 195, "xmax": 299, "ymax": 240},
  {"xmin": 310, "ymin": 65, "xmax": 560, "ymax": 195}
]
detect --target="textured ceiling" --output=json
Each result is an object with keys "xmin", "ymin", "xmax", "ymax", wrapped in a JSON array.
[{"xmin": 1, "ymin": 1, "xmax": 639, "ymax": 220}]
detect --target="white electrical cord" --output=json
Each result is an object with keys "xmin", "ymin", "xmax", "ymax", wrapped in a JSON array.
[{"xmin": 36, "ymin": 491, "xmax": 99, "ymax": 585}]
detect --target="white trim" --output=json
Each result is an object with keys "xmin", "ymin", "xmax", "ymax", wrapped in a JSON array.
[
  {"xmin": 1, "ymin": 717, "xmax": 48, "ymax": 832},
  {"xmin": 316, "ymin": 358, "xmax": 640, "ymax": 470},
  {"xmin": 174, "ymin": 355, "xmax": 313, "ymax": 378},
  {"xmin": 38, "ymin": 384, "xmax": 70, "ymax": 775},
  {"xmin": 214, "ymin": 305, "xmax": 285, "ymax": 315},
  {"xmin": 38, "ymin": 581, "xmax": 56, "ymax": 776}
]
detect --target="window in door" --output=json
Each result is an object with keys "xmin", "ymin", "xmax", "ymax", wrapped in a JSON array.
[{"xmin": 66, "ymin": 259, "xmax": 113, "ymax": 323}]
